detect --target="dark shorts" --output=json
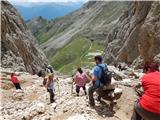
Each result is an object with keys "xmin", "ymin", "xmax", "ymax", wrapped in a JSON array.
[
  {"xmin": 131, "ymin": 101, "xmax": 160, "ymax": 120},
  {"xmin": 13, "ymin": 83, "xmax": 21, "ymax": 89}
]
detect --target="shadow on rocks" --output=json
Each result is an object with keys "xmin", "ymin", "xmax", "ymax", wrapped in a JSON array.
[{"xmin": 93, "ymin": 103, "xmax": 115, "ymax": 118}]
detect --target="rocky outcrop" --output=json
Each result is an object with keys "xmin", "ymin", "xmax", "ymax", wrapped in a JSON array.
[
  {"xmin": 26, "ymin": 16, "xmax": 47, "ymax": 34},
  {"xmin": 104, "ymin": 1, "xmax": 160, "ymax": 65},
  {"xmin": 1, "ymin": 1, "xmax": 48, "ymax": 73}
]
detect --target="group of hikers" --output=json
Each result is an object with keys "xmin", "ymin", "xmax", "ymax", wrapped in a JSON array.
[{"xmin": 10, "ymin": 55, "xmax": 160, "ymax": 120}]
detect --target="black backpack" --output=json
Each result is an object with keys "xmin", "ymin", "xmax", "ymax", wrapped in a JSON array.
[
  {"xmin": 46, "ymin": 66, "xmax": 54, "ymax": 73},
  {"xmin": 97, "ymin": 65, "xmax": 112, "ymax": 85}
]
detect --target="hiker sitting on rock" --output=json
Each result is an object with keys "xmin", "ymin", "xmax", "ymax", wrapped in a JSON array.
[
  {"xmin": 73, "ymin": 68, "xmax": 87, "ymax": 96},
  {"xmin": 45, "ymin": 74, "xmax": 56, "ymax": 103},
  {"xmin": 88, "ymin": 55, "xmax": 108, "ymax": 106},
  {"xmin": 11, "ymin": 73, "xmax": 22, "ymax": 90},
  {"xmin": 131, "ymin": 61, "xmax": 160, "ymax": 120}
]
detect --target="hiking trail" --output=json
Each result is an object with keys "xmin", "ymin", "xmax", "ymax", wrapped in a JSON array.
[{"xmin": 1, "ymin": 66, "xmax": 140, "ymax": 120}]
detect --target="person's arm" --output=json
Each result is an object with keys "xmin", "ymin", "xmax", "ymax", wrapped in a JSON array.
[
  {"xmin": 73, "ymin": 73, "xmax": 78, "ymax": 84},
  {"xmin": 135, "ymin": 75, "xmax": 145, "ymax": 97},
  {"xmin": 85, "ymin": 72, "xmax": 97, "ymax": 82},
  {"xmin": 16, "ymin": 76, "xmax": 20, "ymax": 83},
  {"xmin": 85, "ymin": 73, "xmax": 92, "ymax": 81},
  {"xmin": 91, "ymin": 75, "xmax": 97, "ymax": 81},
  {"xmin": 91, "ymin": 67, "xmax": 98, "ymax": 81}
]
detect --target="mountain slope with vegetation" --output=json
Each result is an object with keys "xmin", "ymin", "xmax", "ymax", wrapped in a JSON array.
[
  {"xmin": 27, "ymin": 1, "xmax": 128, "ymax": 73},
  {"xmin": 49, "ymin": 36, "xmax": 103, "ymax": 74},
  {"xmin": 27, "ymin": 1, "xmax": 128, "ymax": 45}
]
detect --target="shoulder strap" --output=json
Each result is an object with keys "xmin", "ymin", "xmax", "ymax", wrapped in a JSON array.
[
  {"xmin": 97, "ymin": 65, "xmax": 104, "ymax": 72},
  {"xmin": 104, "ymin": 64, "xmax": 109, "ymax": 71},
  {"xmin": 97, "ymin": 65, "xmax": 105, "ymax": 79}
]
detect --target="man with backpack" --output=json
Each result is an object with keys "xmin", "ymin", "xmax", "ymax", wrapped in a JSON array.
[{"xmin": 88, "ymin": 55, "xmax": 111, "ymax": 106}]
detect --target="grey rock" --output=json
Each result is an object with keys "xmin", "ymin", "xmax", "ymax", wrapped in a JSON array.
[
  {"xmin": 1, "ymin": 1, "xmax": 48, "ymax": 74},
  {"xmin": 104, "ymin": 1, "xmax": 160, "ymax": 66}
]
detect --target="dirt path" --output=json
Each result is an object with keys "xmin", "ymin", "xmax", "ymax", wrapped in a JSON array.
[{"xmin": 80, "ymin": 40, "xmax": 93, "ymax": 65}]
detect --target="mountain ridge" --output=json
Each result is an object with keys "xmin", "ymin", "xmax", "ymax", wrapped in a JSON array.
[
  {"xmin": 1, "ymin": 1, "xmax": 48, "ymax": 73},
  {"xmin": 12, "ymin": 2, "xmax": 84, "ymax": 20}
]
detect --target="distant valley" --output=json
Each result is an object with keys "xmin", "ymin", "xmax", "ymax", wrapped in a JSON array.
[
  {"xmin": 12, "ymin": 2, "xmax": 84, "ymax": 21},
  {"xmin": 26, "ymin": 1, "xmax": 128, "ymax": 73}
]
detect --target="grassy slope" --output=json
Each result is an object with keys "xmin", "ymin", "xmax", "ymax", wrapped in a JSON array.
[
  {"xmin": 49, "ymin": 36, "xmax": 104, "ymax": 74},
  {"xmin": 33, "ymin": 18, "xmax": 73, "ymax": 44}
]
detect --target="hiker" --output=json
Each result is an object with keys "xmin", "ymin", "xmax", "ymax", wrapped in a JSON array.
[
  {"xmin": 131, "ymin": 62, "xmax": 160, "ymax": 120},
  {"xmin": 45, "ymin": 74, "xmax": 56, "ymax": 103},
  {"xmin": 118, "ymin": 64, "xmax": 122, "ymax": 71},
  {"xmin": 73, "ymin": 68, "xmax": 87, "ymax": 96},
  {"xmin": 88, "ymin": 55, "xmax": 108, "ymax": 106},
  {"xmin": 10, "ymin": 73, "xmax": 22, "ymax": 90}
]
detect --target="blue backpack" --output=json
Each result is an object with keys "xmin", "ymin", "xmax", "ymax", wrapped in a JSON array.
[{"xmin": 97, "ymin": 65, "xmax": 112, "ymax": 85}]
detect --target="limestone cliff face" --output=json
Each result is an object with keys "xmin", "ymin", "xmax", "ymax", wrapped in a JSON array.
[
  {"xmin": 1, "ymin": 1, "xmax": 48, "ymax": 73},
  {"xmin": 104, "ymin": 1, "xmax": 160, "ymax": 64}
]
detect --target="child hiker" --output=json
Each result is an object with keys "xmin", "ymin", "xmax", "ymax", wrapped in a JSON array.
[
  {"xmin": 45, "ymin": 74, "xmax": 56, "ymax": 103},
  {"xmin": 10, "ymin": 73, "xmax": 22, "ymax": 90}
]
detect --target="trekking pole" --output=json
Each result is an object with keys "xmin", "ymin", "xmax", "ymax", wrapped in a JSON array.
[
  {"xmin": 71, "ymin": 75, "xmax": 74, "ymax": 95},
  {"xmin": 56, "ymin": 78, "xmax": 60, "ymax": 97}
]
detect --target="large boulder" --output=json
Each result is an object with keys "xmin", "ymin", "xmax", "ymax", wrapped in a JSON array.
[{"xmin": 1, "ymin": 1, "xmax": 48, "ymax": 74}]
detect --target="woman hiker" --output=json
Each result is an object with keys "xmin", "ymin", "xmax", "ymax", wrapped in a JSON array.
[
  {"xmin": 131, "ymin": 61, "xmax": 160, "ymax": 120},
  {"xmin": 73, "ymin": 68, "xmax": 87, "ymax": 96}
]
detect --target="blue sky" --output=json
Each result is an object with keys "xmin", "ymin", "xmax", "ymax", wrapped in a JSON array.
[
  {"xmin": 8, "ymin": 0, "xmax": 87, "ymax": 20},
  {"xmin": 9, "ymin": 0, "xmax": 88, "ymax": 3}
]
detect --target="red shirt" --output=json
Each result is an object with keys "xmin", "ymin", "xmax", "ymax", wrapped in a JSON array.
[
  {"xmin": 139, "ymin": 71, "xmax": 160, "ymax": 114},
  {"xmin": 11, "ymin": 75, "xmax": 20, "ymax": 83}
]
